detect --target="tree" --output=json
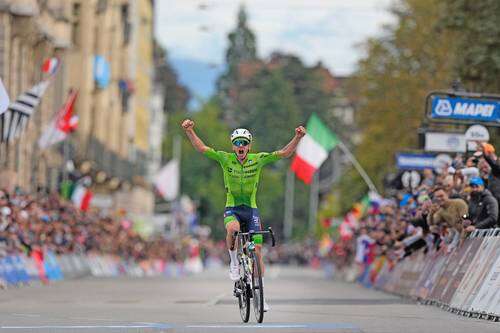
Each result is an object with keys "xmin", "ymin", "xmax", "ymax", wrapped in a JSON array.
[
  {"xmin": 245, "ymin": 69, "xmax": 300, "ymax": 151},
  {"xmin": 217, "ymin": 5, "xmax": 259, "ymax": 125},
  {"xmin": 443, "ymin": 0, "xmax": 500, "ymax": 92},
  {"xmin": 337, "ymin": 0, "xmax": 457, "ymax": 210},
  {"xmin": 225, "ymin": 6, "xmax": 258, "ymax": 75},
  {"xmin": 163, "ymin": 99, "xmax": 230, "ymax": 238}
]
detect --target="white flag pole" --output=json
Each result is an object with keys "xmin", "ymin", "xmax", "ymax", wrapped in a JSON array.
[{"xmin": 337, "ymin": 140, "xmax": 379, "ymax": 194}]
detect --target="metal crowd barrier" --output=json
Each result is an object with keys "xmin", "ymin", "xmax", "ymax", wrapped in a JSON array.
[{"xmin": 357, "ymin": 228, "xmax": 500, "ymax": 322}]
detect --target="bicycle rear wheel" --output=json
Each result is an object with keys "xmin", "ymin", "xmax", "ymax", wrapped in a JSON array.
[{"xmin": 251, "ymin": 251, "xmax": 264, "ymax": 323}]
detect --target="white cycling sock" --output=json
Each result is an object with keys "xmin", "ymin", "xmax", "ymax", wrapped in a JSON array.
[
  {"xmin": 229, "ymin": 249, "xmax": 238, "ymax": 265},
  {"xmin": 262, "ymin": 277, "xmax": 265, "ymax": 288}
]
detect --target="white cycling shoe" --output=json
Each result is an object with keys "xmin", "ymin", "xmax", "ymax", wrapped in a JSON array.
[
  {"xmin": 263, "ymin": 299, "xmax": 270, "ymax": 312},
  {"xmin": 229, "ymin": 263, "xmax": 240, "ymax": 281}
]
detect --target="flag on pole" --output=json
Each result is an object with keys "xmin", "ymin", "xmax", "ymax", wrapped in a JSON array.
[
  {"xmin": 0, "ymin": 80, "xmax": 50, "ymax": 143},
  {"xmin": 154, "ymin": 159, "xmax": 180, "ymax": 201},
  {"xmin": 71, "ymin": 184, "xmax": 93, "ymax": 211},
  {"xmin": 38, "ymin": 90, "xmax": 78, "ymax": 149},
  {"xmin": 0, "ymin": 78, "xmax": 9, "ymax": 114},
  {"xmin": 291, "ymin": 114, "xmax": 339, "ymax": 184}
]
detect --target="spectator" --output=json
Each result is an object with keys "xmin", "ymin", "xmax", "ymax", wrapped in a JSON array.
[
  {"xmin": 466, "ymin": 177, "xmax": 498, "ymax": 231},
  {"xmin": 427, "ymin": 188, "xmax": 468, "ymax": 233},
  {"xmin": 479, "ymin": 142, "xmax": 500, "ymax": 210},
  {"xmin": 421, "ymin": 169, "xmax": 435, "ymax": 188}
]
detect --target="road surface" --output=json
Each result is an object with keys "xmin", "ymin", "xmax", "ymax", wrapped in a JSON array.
[{"xmin": 0, "ymin": 266, "xmax": 498, "ymax": 332}]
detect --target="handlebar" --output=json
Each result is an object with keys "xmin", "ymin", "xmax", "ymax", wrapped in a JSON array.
[{"xmin": 233, "ymin": 227, "xmax": 276, "ymax": 247}]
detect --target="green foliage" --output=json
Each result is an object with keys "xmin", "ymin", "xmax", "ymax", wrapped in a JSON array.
[
  {"xmin": 225, "ymin": 6, "xmax": 258, "ymax": 73},
  {"xmin": 163, "ymin": 100, "xmax": 230, "ymax": 238},
  {"xmin": 340, "ymin": 0, "xmax": 457, "ymax": 195},
  {"xmin": 217, "ymin": 5, "xmax": 258, "ymax": 96},
  {"xmin": 443, "ymin": 0, "xmax": 500, "ymax": 92},
  {"xmin": 244, "ymin": 69, "xmax": 300, "ymax": 151}
]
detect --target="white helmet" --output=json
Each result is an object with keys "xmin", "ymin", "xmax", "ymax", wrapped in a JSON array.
[{"xmin": 230, "ymin": 128, "xmax": 252, "ymax": 143}]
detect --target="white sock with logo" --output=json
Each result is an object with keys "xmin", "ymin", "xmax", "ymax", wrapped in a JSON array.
[{"xmin": 229, "ymin": 249, "xmax": 238, "ymax": 265}]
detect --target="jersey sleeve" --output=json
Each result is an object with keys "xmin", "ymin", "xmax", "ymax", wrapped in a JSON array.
[
  {"xmin": 204, "ymin": 148, "xmax": 225, "ymax": 164},
  {"xmin": 258, "ymin": 152, "xmax": 281, "ymax": 166}
]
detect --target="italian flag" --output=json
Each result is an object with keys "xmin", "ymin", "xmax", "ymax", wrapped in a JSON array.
[
  {"xmin": 291, "ymin": 114, "xmax": 339, "ymax": 184},
  {"xmin": 71, "ymin": 185, "xmax": 93, "ymax": 211}
]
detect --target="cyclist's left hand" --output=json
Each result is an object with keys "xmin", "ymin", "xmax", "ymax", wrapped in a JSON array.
[{"xmin": 295, "ymin": 126, "xmax": 306, "ymax": 138}]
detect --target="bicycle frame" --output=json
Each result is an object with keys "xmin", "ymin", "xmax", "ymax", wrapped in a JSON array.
[{"xmin": 232, "ymin": 227, "xmax": 276, "ymax": 323}]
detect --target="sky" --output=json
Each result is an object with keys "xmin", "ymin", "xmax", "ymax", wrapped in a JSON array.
[{"xmin": 155, "ymin": 0, "xmax": 396, "ymax": 102}]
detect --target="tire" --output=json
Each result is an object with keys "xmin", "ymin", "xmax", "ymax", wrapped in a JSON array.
[
  {"xmin": 238, "ymin": 278, "xmax": 250, "ymax": 323},
  {"xmin": 251, "ymin": 251, "xmax": 264, "ymax": 323}
]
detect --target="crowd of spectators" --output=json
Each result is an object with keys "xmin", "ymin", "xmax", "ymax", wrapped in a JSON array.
[
  {"xmin": 0, "ymin": 188, "xmax": 225, "ymax": 266},
  {"xmin": 349, "ymin": 142, "xmax": 500, "ymax": 270}
]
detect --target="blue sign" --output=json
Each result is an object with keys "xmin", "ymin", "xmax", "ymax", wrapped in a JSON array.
[
  {"xmin": 93, "ymin": 55, "xmax": 111, "ymax": 89},
  {"xmin": 430, "ymin": 95, "xmax": 500, "ymax": 123},
  {"xmin": 396, "ymin": 153, "xmax": 435, "ymax": 170}
]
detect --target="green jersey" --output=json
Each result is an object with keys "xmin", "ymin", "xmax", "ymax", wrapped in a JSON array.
[{"xmin": 204, "ymin": 148, "xmax": 281, "ymax": 208}]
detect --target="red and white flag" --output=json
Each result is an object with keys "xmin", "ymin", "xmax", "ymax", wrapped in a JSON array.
[
  {"xmin": 41, "ymin": 57, "xmax": 60, "ymax": 76},
  {"xmin": 71, "ymin": 185, "xmax": 93, "ymax": 212},
  {"xmin": 38, "ymin": 90, "xmax": 78, "ymax": 149}
]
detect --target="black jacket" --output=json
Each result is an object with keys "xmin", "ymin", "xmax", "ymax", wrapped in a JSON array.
[
  {"xmin": 468, "ymin": 189, "xmax": 499, "ymax": 229},
  {"xmin": 483, "ymin": 154, "xmax": 500, "ymax": 205}
]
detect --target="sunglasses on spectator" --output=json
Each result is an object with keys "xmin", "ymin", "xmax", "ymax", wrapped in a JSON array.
[{"xmin": 232, "ymin": 139, "xmax": 250, "ymax": 147}]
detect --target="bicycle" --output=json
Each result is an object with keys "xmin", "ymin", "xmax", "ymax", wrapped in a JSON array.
[{"xmin": 232, "ymin": 227, "xmax": 276, "ymax": 323}]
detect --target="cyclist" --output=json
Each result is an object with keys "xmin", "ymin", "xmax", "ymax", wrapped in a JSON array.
[{"xmin": 181, "ymin": 119, "xmax": 306, "ymax": 311}]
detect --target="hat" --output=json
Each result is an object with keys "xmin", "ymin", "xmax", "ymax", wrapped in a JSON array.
[
  {"xmin": 469, "ymin": 177, "xmax": 484, "ymax": 187},
  {"xmin": 484, "ymin": 143, "xmax": 495, "ymax": 155}
]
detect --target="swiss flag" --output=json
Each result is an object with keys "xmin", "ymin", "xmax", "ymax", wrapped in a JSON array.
[{"xmin": 38, "ymin": 90, "xmax": 78, "ymax": 149}]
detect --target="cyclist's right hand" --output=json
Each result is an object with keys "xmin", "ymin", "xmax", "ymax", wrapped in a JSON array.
[{"xmin": 181, "ymin": 119, "xmax": 194, "ymax": 130}]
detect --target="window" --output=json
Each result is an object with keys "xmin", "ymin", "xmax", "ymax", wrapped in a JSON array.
[
  {"xmin": 121, "ymin": 4, "xmax": 131, "ymax": 45},
  {"xmin": 72, "ymin": 3, "xmax": 81, "ymax": 47}
]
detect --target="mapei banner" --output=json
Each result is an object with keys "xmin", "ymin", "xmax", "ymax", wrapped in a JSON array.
[{"xmin": 430, "ymin": 94, "xmax": 500, "ymax": 124}]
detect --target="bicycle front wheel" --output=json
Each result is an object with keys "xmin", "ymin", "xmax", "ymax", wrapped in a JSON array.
[
  {"xmin": 237, "ymin": 278, "xmax": 250, "ymax": 323},
  {"xmin": 251, "ymin": 251, "xmax": 264, "ymax": 323}
]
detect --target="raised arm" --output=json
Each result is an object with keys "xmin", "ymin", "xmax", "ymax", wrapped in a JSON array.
[
  {"xmin": 276, "ymin": 126, "xmax": 306, "ymax": 158},
  {"xmin": 181, "ymin": 119, "xmax": 210, "ymax": 153}
]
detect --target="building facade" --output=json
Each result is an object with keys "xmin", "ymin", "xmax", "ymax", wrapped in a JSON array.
[
  {"xmin": 0, "ymin": 0, "xmax": 160, "ymax": 214},
  {"xmin": 0, "ymin": 0, "xmax": 71, "ymax": 190}
]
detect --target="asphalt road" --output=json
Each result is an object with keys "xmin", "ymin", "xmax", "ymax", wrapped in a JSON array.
[{"xmin": 0, "ymin": 266, "xmax": 498, "ymax": 333}]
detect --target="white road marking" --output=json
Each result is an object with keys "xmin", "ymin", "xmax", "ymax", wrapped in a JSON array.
[
  {"xmin": 0, "ymin": 324, "xmax": 170, "ymax": 329},
  {"xmin": 186, "ymin": 325, "xmax": 307, "ymax": 328},
  {"xmin": 10, "ymin": 313, "xmax": 42, "ymax": 318}
]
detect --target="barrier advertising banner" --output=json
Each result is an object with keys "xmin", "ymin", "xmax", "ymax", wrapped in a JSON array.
[
  {"xmin": 439, "ymin": 237, "xmax": 484, "ymax": 304},
  {"xmin": 358, "ymin": 230, "xmax": 500, "ymax": 318},
  {"xmin": 450, "ymin": 234, "xmax": 499, "ymax": 310}
]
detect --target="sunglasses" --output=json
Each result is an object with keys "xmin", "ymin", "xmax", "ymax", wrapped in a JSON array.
[{"xmin": 232, "ymin": 139, "xmax": 250, "ymax": 147}]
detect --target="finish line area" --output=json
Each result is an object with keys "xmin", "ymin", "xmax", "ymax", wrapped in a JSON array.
[
  {"xmin": 0, "ymin": 267, "xmax": 498, "ymax": 333},
  {"xmin": 0, "ymin": 322, "xmax": 360, "ymax": 332}
]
